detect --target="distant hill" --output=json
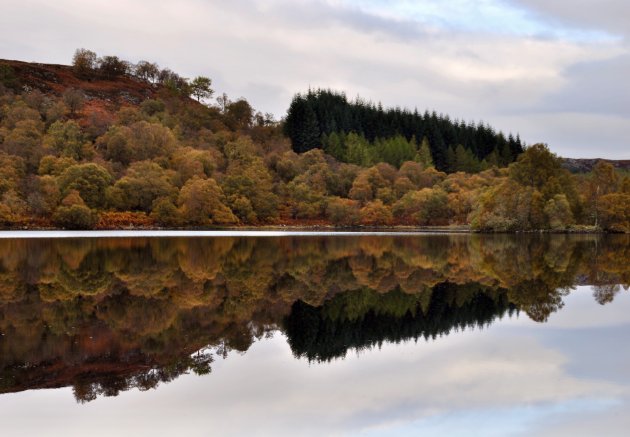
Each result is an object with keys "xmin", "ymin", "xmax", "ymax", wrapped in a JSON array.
[{"xmin": 561, "ymin": 158, "xmax": 630, "ymax": 173}]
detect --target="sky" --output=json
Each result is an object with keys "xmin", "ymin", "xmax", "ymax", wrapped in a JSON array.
[
  {"xmin": 2, "ymin": 287, "xmax": 630, "ymax": 436},
  {"xmin": 0, "ymin": 0, "xmax": 628, "ymax": 159}
]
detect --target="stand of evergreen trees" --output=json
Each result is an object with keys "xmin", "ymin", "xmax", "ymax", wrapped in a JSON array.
[{"xmin": 284, "ymin": 89, "xmax": 524, "ymax": 172}]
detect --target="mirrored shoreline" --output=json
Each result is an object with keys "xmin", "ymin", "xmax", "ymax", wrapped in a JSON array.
[{"xmin": 0, "ymin": 234, "xmax": 628, "ymax": 404}]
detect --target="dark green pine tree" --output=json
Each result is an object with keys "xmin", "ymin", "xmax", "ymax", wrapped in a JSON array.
[
  {"xmin": 300, "ymin": 104, "xmax": 321, "ymax": 153},
  {"xmin": 284, "ymin": 95, "xmax": 321, "ymax": 153}
]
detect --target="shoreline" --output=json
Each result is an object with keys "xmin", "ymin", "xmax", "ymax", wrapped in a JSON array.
[{"xmin": 0, "ymin": 225, "xmax": 613, "ymax": 239}]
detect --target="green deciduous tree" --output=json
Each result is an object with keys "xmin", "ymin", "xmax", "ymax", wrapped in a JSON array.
[
  {"xmin": 2, "ymin": 119, "xmax": 45, "ymax": 170},
  {"xmin": 53, "ymin": 190, "xmax": 98, "ymax": 229},
  {"xmin": 416, "ymin": 136, "xmax": 434, "ymax": 168},
  {"xmin": 57, "ymin": 163, "xmax": 112, "ymax": 209},
  {"xmin": 544, "ymin": 194, "xmax": 574, "ymax": 230},
  {"xmin": 190, "ymin": 76, "xmax": 214, "ymax": 102},
  {"xmin": 393, "ymin": 188, "xmax": 449, "ymax": 225},
  {"xmin": 107, "ymin": 161, "xmax": 178, "ymax": 212},
  {"xmin": 44, "ymin": 120, "xmax": 92, "ymax": 160},
  {"xmin": 150, "ymin": 197, "xmax": 182, "ymax": 227}
]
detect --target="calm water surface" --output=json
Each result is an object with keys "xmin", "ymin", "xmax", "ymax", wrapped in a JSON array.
[{"xmin": 0, "ymin": 233, "xmax": 628, "ymax": 436}]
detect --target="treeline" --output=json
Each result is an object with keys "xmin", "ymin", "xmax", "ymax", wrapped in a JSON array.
[
  {"xmin": 286, "ymin": 284, "xmax": 517, "ymax": 362},
  {"xmin": 284, "ymin": 89, "xmax": 524, "ymax": 171},
  {"xmin": 0, "ymin": 52, "xmax": 629, "ymax": 232},
  {"xmin": 71, "ymin": 48, "xmax": 213, "ymax": 100}
]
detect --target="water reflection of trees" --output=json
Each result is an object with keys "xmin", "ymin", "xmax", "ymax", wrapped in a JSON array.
[
  {"xmin": 286, "ymin": 283, "xmax": 518, "ymax": 362},
  {"xmin": 0, "ymin": 234, "xmax": 627, "ymax": 401}
]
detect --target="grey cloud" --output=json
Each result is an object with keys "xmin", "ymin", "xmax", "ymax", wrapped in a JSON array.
[
  {"xmin": 261, "ymin": 0, "xmax": 430, "ymax": 41},
  {"xmin": 542, "ymin": 54, "xmax": 630, "ymax": 117},
  {"xmin": 512, "ymin": 0, "xmax": 630, "ymax": 38}
]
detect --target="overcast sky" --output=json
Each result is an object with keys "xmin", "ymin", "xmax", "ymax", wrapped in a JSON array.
[{"xmin": 1, "ymin": 0, "xmax": 628, "ymax": 158}]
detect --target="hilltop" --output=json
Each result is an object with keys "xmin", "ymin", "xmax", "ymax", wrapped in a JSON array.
[
  {"xmin": 0, "ymin": 52, "xmax": 628, "ymax": 232},
  {"xmin": 1, "ymin": 58, "xmax": 159, "ymax": 105}
]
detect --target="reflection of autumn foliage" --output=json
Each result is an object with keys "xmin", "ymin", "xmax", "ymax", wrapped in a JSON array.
[{"xmin": 0, "ymin": 235, "xmax": 627, "ymax": 401}]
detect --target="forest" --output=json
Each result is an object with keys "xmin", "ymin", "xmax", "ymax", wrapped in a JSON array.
[
  {"xmin": 284, "ymin": 89, "xmax": 524, "ymax": 170},
  {"xmin": 0, "ymin": 50, "xmax": 629, "ymax": 232}
]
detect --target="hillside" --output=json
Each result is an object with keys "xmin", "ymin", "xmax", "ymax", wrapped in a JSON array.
[
  {"xmin": 1, "ymin": 59, "xmax": 159, "ymax": 104},
  {"xmin": 562, "ymin": 158, "xmax": 630, "ymax": 174},
  {"xmin": 0, "ymin": 53, "xmax": 629, "ymax": 232}
]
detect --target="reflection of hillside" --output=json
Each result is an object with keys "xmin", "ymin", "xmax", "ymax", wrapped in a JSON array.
[{"xmin": 0, "ymin": 235, "xmax": 628, "ymax": 401}]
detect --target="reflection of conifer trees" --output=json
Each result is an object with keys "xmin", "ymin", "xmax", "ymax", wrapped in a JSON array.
[{"xmin": 285, "ymin": 283, "xmax": 517, "ymax": 362}]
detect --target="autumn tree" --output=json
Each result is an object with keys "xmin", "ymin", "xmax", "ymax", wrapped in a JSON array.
[
  {"xmin": 0, "ymin": 152, "xmax": 25, "ymax": 196},
  {"xmin": 359, "ymin": 200, "xmax": 393, "ymax": 225},
  {"xmin": 107, "ymin": 161, "xmax": 178, "ymax": 212},
  {"xmin": 225, "ymin": 99, "xmax": 254, "ymax": 130},
  {"xmin": 178, "ymin": 176, "xmax": 237, "ymax": 226},
  {"xmin": 63, "ymin": 88, "xmax": 85, "ymax": 116},
  {"xmin": 158, "ymin": 68, "xmax": 189, "ymax": 94},
  {"xmin": 349, "ymin": 167, "xmax": 388, "ymax": 204},
  {"xmin": 26, "ymin": 175, "xmax": 60, "ymax": 216},
  {"xmin": 393, "ymin": 188, "xmax": 449, "ymax": 225},
  {"xmin": 221, "ymin": 138, "xmax": 279, "ymax": 222},
  {"xmin": 509, "ymin": 144, "xmax": 564, "ymax": 191},
  {"xmin": 44, "ymin": 120, "xmax": 92, "ymax": 160},
  {"xmin": 470, "ymin": 179, "xmax": 545, "ymax": 231},
  {"xmin": 544, "ymin": 194, "xmax": 574, "ymax": 230},
  {"xmin": 171, "ymin": 147, "xmax": 218, "ymax": 184},
  {"xmin": 0, "ymin": 189, "xmax": 28, "ymax": 224},
  {"xmin": 134, "ymin": 61, "xmax": 160, "ymax": 83},
  {"xmin": 326, "ymin": 197, "xmax": 361, "ymax": 226},
  {"xmin": 97, "ymin": 56, "xmax": 129, "ymax": 79},
  {"xmin": 102, "ymin": 121, "xmax": 177, "ymax": 164},
  {"xmin": 598, "ymin": 193, "xmax": 630, "ymax": 232},
  {"xmin": 285, "ymin": 180, "xmax": 325, "ymax": 219},
  {"xmin": 39, "ymin": 156, "xmax": 78, "ymax": 176},
  {"xmin": 588, "ymin": 161, "xmax": 620, "ymax": 227},
  {"xmin": 72, "ymin": 48, "xmax": 97, "ymax": 77}
]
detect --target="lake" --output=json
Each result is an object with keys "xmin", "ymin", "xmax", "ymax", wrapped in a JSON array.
[{"xmin": 0, "ymin": 232, "xmax": 628, "ymax": 436}]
